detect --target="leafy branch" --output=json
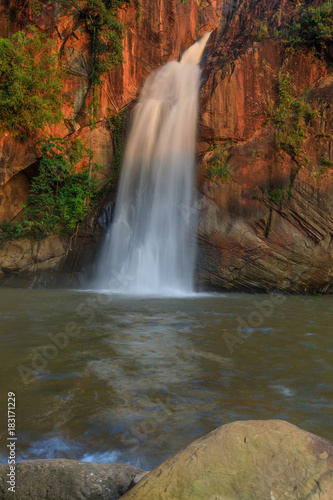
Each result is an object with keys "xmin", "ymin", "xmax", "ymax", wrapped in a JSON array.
[{"xmin": 0, "ymin": 26, "xmax": 64, "ymax": 140}]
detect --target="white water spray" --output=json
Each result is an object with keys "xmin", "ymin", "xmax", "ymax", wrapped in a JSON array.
[{"xmin": 95, "ymin": 33, "xmax": 210, "ymax": 295}]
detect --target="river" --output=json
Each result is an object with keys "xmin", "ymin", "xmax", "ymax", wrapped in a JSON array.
[{"xmin": 0, "ymin": 289, "xmax": 332, "ymax": 470}]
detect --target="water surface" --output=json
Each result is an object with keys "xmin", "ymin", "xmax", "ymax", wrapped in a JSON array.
[{"xmin": 0, "ymin": 289, "xmax": 332, "ymax": 470}]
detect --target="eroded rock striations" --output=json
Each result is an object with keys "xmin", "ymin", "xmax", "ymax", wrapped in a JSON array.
[{"xmin": 197, "ymin": 0, "xmax": 333, "ymax": 293}]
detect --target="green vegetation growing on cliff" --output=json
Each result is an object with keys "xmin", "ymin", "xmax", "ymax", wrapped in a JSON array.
[
  {"xmin": 256, "ymin": 20, "xmax": 269, "ymax": 41},
  {"xmin": 25, "ymin": 138, "xmax": 97, "ymax": 237},
  {"xmin": 0, "ymin": 138, "xmax": 97, "ymax": 241},
  {"xmin": 269, "ymin": 71, "xmax": 315, "ymax": 161},
  {"xmin": 209, "ymin": 143, "xmax": 233, "ymax": 184},
  {"xmin": 268, "ymin": 187, "xmax": 292, "ymax": 205},
  {"xmin": 109, "ymin": 108, "xmax": 128, "ymax": 186},
  {"xmin": 314, "ymin": 154, "xmax": 333, "ymax": 178},
  {"xmin": 287, "ymin": 1, "xmax": 333, "ymax": 53},
  {"xmin": 0, "ymin": 1, "xmax": 132, "ymax": 136},
  {"xmin": 0, "ymin": 28, "xmax": 63, "ymax": 139},
  {"xmin": 58, "ymin": 0, "xmax": 131, "ymax": 125}
]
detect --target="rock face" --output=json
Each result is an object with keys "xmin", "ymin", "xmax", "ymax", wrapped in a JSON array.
[
  {"xmin": 0, "ymin": 232, "xmax": 102, "ymax": 287},
  {"xmin": 0, "ymin": 459, "xmax": 146, "ymax": 500},
  {"xmin": 122, "ymin": 419, "xmax": 333, "ymax": 500},
  {"xmin": 196, "ymin": 0, "xmax": 333, "ymax": 292}
]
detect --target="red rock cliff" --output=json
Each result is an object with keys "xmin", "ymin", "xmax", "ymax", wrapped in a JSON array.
[
  {"xmin": 197, "ymin": 0, "xmax": 333, "ymax": 293},
  {"xmin": 0, "ymin": 0, "xmax": 221, "ymax": 219}
]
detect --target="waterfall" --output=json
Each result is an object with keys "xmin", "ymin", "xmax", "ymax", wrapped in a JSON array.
[{"xmin": 95, "ymin": 33, "xmax": 210, "ymax": 295}]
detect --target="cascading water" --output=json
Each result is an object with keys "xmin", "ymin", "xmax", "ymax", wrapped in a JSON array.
[{"xmin": 95, "ymin": 33, "xmax": 210, "ymax": 295}]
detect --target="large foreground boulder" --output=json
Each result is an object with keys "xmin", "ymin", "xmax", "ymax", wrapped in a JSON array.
[
  {"xmin": 122, "ymin": 420, "xmax": 333, "ymax": 500},
  {"xmin": 0, "ymin": 459, "xmax": 146, "ymax": 500}
]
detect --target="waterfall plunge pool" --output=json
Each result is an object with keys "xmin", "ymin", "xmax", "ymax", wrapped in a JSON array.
[{"xmin": 0, "ymin": 288, "xmax": 332, "ymax": 470}]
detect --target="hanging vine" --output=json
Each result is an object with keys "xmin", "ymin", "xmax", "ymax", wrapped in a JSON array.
[{"xmin": 58, "ymin": 0, "xmax": 131, "ymax": 126}]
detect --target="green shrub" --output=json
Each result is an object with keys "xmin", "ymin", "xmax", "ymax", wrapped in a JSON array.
[
  {"xmin": 268, "ymin": 187, "xmax": 292, "ymax": 205},
  {"xmin": 315, "ymin": 154, "xmax": 333, "ymax": 177},
  {"xmin": 0, "ymin": 221, "xmax": 31, "ymax": 242},
  {"xmin": 26, "ymin": 138, "xmax": 97, "ymax": 237},
  {"xmin": 287, "ymin": 2, "xmax": 333, "ymax": 53},
  {"xmin": 209, "ymin": 143, "xmax": 233, "ymax": 184},
  {"xmin": 0, "ymin": 27, "xmax": 64, "ymax": 139},
  {"xmin": 0, "ymin": 138, "xmax": 98, "ymax": 241},
  {"xmin": 257, "ymin": 20, "xmax": 269, "ymax": 41},
  {"xmin": 269, "ymin": 71, "xmax": 316, "ymax": 159}
]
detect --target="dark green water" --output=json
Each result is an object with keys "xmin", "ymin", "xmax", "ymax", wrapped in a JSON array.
[{"xmin": 0, "ymin": 289, "xmax": 332, "ymax": 470}]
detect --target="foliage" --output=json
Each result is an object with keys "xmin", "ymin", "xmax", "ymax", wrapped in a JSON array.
[
  {"xmin": 321, "ymin": 154, "xmax": 333, "ymax": 168},
  {"xmin": 269, "ymin": 71, "xmax": 316, "ymax": 159},
  {"xmin": 59, "ymin": 0, "xmax": 130, "ymax": 75},
  {"xmin": 14, "ymin": 0, "xmax": 44, "ymax": 17},
  {"xmin": 209, "ymin": 143, "xmax": 233, "ymax": 184},
  {"xmin": 136, "ymin": 0, "xmax": 143, "ymax": 22},
  {"xmin": 273, "ymin": 27, "xmax": 282, "ymax": 39},
  {"xmin": 58, "ymin": 0, "xmax": 131, "ymax": 124},
  {"xmin": 268, "ymin": 187, "xmax": 292, "ymax": 205},
  {"xmin": 0, "ymin": 27, "xmax": 63, "ymax": 139},
  {"xmin": 109, "ymin": 108, "xmax": 127, "ymax": 186},
  {"xmin": 0, "ymin": 138, "xmax": 97, "ymax": 241},
  {"xmin": 315, "ymin": 154, "xmax": 333, "ymax": 177},
  {"xmin": 257, "ymin": 20, "xmax": 269, "ymax": 42},
  {"xmin": 0, "ymin": 221, "xmax": 30, "ymax": 242},
  {"xmin": 289, "ymin": 0, "xmax": 303, "ymax": 8},
  {"xmin": 251, "ymin": 148, "xmax": 262, "ymax": 159},
  {"xmin": 1, "ymin": 0, "xmax": 134, "ymax": 134},
  {"xmin": 287, "ymin": 1, "xmax": 333, "ymax": 53},
  {"xmin": 316, "ymin": 132, "xmax": 332, "ymax": 140}
]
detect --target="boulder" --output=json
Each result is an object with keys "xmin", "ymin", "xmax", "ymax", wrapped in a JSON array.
[
  {"xmin": 122, "ymin": 420, "xmax": 333, "ymax": 500},
  {"xmin": 0, "ymin": 459, "xmax": 146, "ymax": 500},
  {"xmin": 0, "ymin": 239, "xmax": 35, "ymax": 273}
]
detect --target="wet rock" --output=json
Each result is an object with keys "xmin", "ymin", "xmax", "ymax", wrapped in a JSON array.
[
  {"xmin": 97, "ymin": 201, "xmax": 114, "ymax": 233},
  {"xmin": 122, "ymin": 420, "xmax": 333, "ymax": 500},
  {"xmin": 0, "ymin": 233, "xmax": 102, "ymax": 286},
  {"xmin": 0, "ymin": 459, "xmax": 146, "ymax": 500},
  {"xmin": 0, "ymin": 239, "xmax": 34, "ymax": 273}
]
